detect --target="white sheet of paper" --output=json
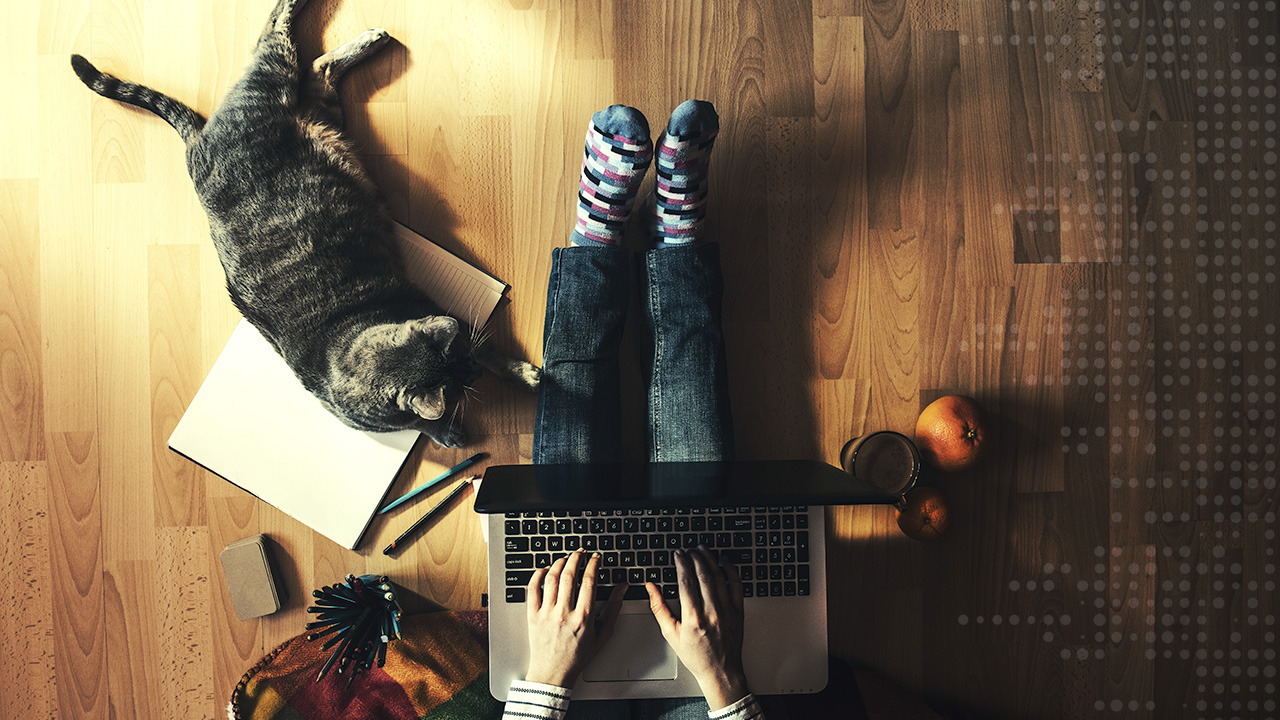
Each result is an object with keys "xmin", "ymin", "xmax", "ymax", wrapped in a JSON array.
[{"xmin": 169, "ymin": 222, "xmax": 508, "ymax": 549}]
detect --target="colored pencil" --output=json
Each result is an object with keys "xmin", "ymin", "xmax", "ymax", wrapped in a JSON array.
[
  {"xmin": 378, "ymin": 453, "xmax": 486, "ymax": 515},
  {"xmin": 382, "ymin": 478, "xmax": 475, "ymax": 555}
]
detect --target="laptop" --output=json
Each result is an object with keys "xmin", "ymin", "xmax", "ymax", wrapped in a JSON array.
[{"xmin": 474, "ymin": 460, "xmax": 901, "ymax": 701}]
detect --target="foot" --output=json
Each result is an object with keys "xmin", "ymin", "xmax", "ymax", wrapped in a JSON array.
[
  {"xmin": 571, "ymin": 105, "xmax": 654, "ymax": 247},
  {"xmin": 646, "ymin": 100, "xmax": 719, "ymax": 247}
]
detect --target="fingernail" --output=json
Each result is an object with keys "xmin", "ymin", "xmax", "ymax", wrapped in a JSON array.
[{"xmin": 674, "ymin": 549, "xmax": 684, "ymax": 557}]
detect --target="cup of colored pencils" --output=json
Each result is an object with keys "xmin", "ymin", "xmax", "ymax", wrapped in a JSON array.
[{"xmin": 304, "ymin": 573, "xmax": 403, "ymax": 686}]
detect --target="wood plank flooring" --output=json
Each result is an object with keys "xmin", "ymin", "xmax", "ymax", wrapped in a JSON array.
[{"xmin": 2, "ymin": 0, "xmax": 1276, "ymax": 717}]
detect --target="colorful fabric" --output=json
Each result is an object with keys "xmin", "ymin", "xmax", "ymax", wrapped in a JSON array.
[
  {"xmin": 647, "ymin": 100, "xmax": 719, "ymax": 246},
  {"xmin": 571, "ymin": 106, "xmax": 653, "ymax": 247},
  {"xmin": 230, "ymin": 611, "xmax": 501, "ymax": 720}
]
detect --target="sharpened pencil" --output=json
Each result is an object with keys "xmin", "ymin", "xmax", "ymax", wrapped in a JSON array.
[{"xmin": 382, "ymin": 477, "xmax": 475, "ymax": 555}]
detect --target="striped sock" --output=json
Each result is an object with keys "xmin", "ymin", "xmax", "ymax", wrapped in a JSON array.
[
  {"xmin": 647, "ymin": 99, "xmax": 719, "ymax": 246},
  {"xmin": 571, "ymin": 105, "xmax": 653, "ymax": 247}
]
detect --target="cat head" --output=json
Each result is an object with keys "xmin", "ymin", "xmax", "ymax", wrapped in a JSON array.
[{"xmin": 328, "ymin": 315, "xmax": 481, "ymax": 430}]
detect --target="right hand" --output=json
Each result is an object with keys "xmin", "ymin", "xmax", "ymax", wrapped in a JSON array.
[{"xmin": 645, "ymin": 546, "xmax": 750, "ymax": 711}]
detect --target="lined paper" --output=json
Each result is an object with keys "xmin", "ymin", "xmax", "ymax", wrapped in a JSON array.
[{"xmin": 169, "ymin": 223, "xmax": 509, "ymax": 549}]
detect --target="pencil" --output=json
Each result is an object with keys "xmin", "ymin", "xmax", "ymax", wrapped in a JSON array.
[
  {"xmin": 379, "ymin": 452, "xmax": 486, "ymax": 515},
  {"xmin": 383, "ymin": 477, "xmax": 475, "ymax": 555}
]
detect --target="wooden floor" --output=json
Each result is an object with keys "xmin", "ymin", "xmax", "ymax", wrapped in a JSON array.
[{"xmin": 2, "ymin": 0, "xmax": 1276, "ymax": 717}]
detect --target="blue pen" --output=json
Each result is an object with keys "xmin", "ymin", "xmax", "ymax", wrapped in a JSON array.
[{"xmin": 378, "ymin": 452, "xmax": 486, "ymax": 515}]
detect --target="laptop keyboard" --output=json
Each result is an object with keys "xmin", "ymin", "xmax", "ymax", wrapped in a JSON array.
[{"xmin": 501, "ymin": 507, "xmax": 811, "ymax": 603}]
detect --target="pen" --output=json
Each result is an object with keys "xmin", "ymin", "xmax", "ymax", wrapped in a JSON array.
[
  {"xmin": 382, "ymin": 477, "xmax": 476, "ymax": 555},
  {"xmin": 378, "ymin": 452, "xmax": 486, "ymax": 515}
]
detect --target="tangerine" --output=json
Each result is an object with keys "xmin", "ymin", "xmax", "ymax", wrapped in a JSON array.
[
  {"xmin": 896, "ymin": 486, "xmax": 949, "ymax": 541},
  {"xmin": 914, "ymin": 394, "xmax": 989, "ymax": 472}
]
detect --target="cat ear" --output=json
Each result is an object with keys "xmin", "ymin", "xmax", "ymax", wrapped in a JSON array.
[
  {"xmin": 410, "ymin": 316, "xmax": 459, "ymax": 339},
  {"xmin": 406, "ymin": 386, "xmax": 447, "ymax": 421}
]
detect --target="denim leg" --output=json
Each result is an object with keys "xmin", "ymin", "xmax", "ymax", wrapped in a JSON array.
[
  {"xmin": 639, "ymin": 243, "xmax": 734, "ymax": 462},
  {"xmin": 534, "ymin": 246, "xmax": 631, "ymax": 464}
]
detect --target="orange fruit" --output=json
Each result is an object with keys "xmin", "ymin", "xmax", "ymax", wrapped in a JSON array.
[
  {"xmin": 896, "ymin": 486, "xmax": 949, "ymax": 541},
  {"xmin": 914, "ymin": 394, "xmax": 989, "ymax": 472}
]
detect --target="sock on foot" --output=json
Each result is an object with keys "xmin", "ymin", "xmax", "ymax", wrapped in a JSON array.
[
  {"xmin": 647, "ymin": 99, "xmax": 719, "ymax": 246},
  {"xmin": 571, "ymin": 105, "xmax": 653, "ymax": 247}
]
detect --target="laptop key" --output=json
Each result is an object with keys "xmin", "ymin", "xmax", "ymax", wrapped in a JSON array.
[
  {"xmin": 739, "ymin": 566, "xmax": 753, "ymax": 581},
  {"xmin": 645, "ymin": 568, "xmax": 661, "ymax": 584},
  {"xmin": 727, "ymin": 516, "xmax": 751, "ymax": 531},
  {"xmin": 732, "ymin": 532, "xmax": 752, "ymax": 547},
  {"xmin": 615, "ymin": 535, "xmax": 631, "ymax": 550},
  {"xmin": 782, "ymin": 515, "xmax": 795, "ymax": 529},
  {"xmin": 627, "ymin": 568, "xmax": 645, "ymax": 585},
  {"xmin": 555, "ymin": 519, "xmax": 571, "ymax": 534},
  {"xmin": 632, "ymin": 535, "xmax": 648, "ymax": 549},
  {"xmin": 626, "ymin": 585, "xmax": 649, "ymax": 600},
  {"xmin": 611, "ymin": 568, "xmax": 627, "ymax": 584},
  {"xmin": 506, "ymin": 587, "xmax": 526, "ymax": 603},
  {"xmin": 691, "ymin": 517, "xmax": 706, "ymax": 532},
  {"xmin": 507, "ymin": 570, "xmax": 533, "ymax": 585},
  {"xmin": 582, "ymin": 536, "xmax": 597, "ymax": 551},
  {"xmin": 530, "ymin": 537, "xmax": 547, "ymax": 552},
  {"xmin": 590, "ymin": 518, "xmax": 606, "ymax": 534},
  {"xmin": 603, "ymin": 552, "xmax": 619, "ymax": 566},
  {"xmin": 504, "ymin": 537, "xmax": 529, "ymax": 552},
  {"xmin": 640, "ymin": 517, "xmax": 656, "ymax": 533},
  {"xmin": 756, "ymin": 582, "xmax": 769, "ymax": 597},
  {"xmin": 661, "ymin": 585, "xmax": 678, "ymax": 599},
  {"xmin": 535, "ymin": 554, "xmax": 552, "ymax": 568},
  {"xmin": 742, "ymin": 584, "xmax": 753, "ymax": 598},
  {"xmin": 720, "ymin": 549, "xmax": 752, "ymax": 564},
  {"xmin": 708, "ymin": 516, "xmax": 723, "ymax": 531},
  {"xmin": 798, "ymin": 564, "xmax": 809, "ymax": 579},
  {"xmin": 700, "ymin": 533, "xmax": 716, "ymax": 547},
  {"xmin": 522, "ymin": 520, "xmax": 538, "ymax": 534},
  {"xmin": 682, "ymin": 534, "xmax": 699, "ymax": 548},
  {"xmin": 783, "ymin": 565, "xmax": 796, "ymax": 580},
  {"xmin": 620, "ymin": 551, "xmax": 635, "ymax": 566},
  {"xmin": 548, "ymin": 536, "xmax": 563, "ymax": 552},
  {"xmin": 784, "ymin": 582, "xmax": 796, "ymax": 596},
  {"xmin": 539, "ymin": 520, "xmax": 555, "ymax": 534},
  {"xmin": 770, "ymin": 582, "xmax": 783, "ymax": 597},
  {"xmin": 598, "ymin": 536, "xmax": 613, "ymax": 550},
  {"xmin": 506, "ymin": 554, "xmax": 534, "ymax": 569},
  {"xmin": 797, "ymin": 513, "xmax": 809, "ymax": 529},
  {"xmin": 783, "ymin": 548, "xmax": 796, "ymax": 564},
  {"xmin": 666, "ymin": 535, "xmax": 681, "ymax": 549},
  {"xmin": 573, "ymin": 518, "xmax": 588, "ymax": 533},
  {"xmin": 798, "ymin": 580, "xmax": 810, "ymax": 596},
  {"xmin": 662, "ymin": 567, "xmax": 677, "ymax": 583},
  {"xmin": 565, "ymin": 536, "xmax": 580, "ymax": 551},
  {"xmin": 637, "ymin": 551, "xmax": 652, "ymax": 566},
  {"xmin": 505, "ymin": 520, "xmax": 521, "ymax": 535}
]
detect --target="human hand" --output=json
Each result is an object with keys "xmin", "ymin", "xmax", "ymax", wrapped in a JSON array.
[
  {"xmin": 645, "ymin": 546, "xmax": 749, "ymax": 710},
  {"xmin": 524, "ymin": 550, "xmax": 627, "ymax": 688}
]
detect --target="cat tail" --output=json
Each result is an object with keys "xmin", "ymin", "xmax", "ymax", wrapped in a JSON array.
[{"xmin": 70, "ymin": 54, "xmax": 205, "ymax": 144}]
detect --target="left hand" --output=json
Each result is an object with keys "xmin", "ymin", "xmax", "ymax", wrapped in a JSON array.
[{"xmin": 524, "ymin": 550, "xmax": 626, "ymax": 687}]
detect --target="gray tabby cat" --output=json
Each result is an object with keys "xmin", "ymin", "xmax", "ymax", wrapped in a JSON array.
[{"xmin": 70, "ymin": 0, "xmax": 539, "ymax": 448}]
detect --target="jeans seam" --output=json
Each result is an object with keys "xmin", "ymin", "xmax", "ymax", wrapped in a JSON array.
[
  {"xmin": 647, "ymin": 253, "xmax": 663, "ymax": 462},
  {"xmin": 535, "ymin": 252, "xmax": 562, "ymax": 459}
]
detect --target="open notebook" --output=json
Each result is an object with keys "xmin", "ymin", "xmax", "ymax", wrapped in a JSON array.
[{"xmin": 168, "ymin": 223, "xmax": 507, "ymax": 549}]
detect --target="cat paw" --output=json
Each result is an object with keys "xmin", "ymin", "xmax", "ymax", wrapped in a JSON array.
[
  {"xmin": 513, "ymin": 361, "xmax": 542, "ymax": 391},
  {"xmin": 422, "ymin": 423, "xmax": 466, "ymax": 449}
]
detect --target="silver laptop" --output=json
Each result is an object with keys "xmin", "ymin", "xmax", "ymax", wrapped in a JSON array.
[{"xmin": 474, "ymin": 460, "xmax": 900, "ymax": 701}]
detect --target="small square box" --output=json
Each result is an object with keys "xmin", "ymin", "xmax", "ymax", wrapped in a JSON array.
[{"xmin": 220, "ymin": 535, "xmax": 283, "ymax": 621}]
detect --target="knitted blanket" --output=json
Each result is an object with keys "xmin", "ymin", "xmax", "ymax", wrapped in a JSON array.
[{"xmin": 229, "ymin": 610, "xmax": 501, "ymax": 720}]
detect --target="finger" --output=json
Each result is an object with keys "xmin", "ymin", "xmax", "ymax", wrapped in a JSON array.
[
  {"xmin": 559, "ymin": 550, "xmax": 583, "ymax": 608},
  {"xmin": 577, "ymin": 552, "xmax": 601, "ymax": 615},
  {"xmin": 690, "ymin": 546, "xmax": 723, "ymax": 615},
  {"xmin": 646, "ymin": 582, "xmax": 678, "ymax": 643},
  {"xmin": 701, "ymin": 546, "xmax": 731, "ymax": 611},
  {"xmin": 673, "ymin": 549, "xmax": 703, "ymax": 619},
  {"xmin": 721, "ymin": 553, "xmax": 745, "ymax": 616},
  {"xmin": 543, "ymin": 555, "xmax": 566, "ymax": 608},
  {"xmin": 596, "ymin": 583, "xmax": 628, "ymax": 646},
  {"xmin": 528, "ymin": 567, "xmax": 548, "ymax": 614}
]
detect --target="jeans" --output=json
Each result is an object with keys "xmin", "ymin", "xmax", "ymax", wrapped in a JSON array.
[
  {"xmin": 533, "ymin": 242, "xmax": 734, "ymax": 719},
  {"xmin": 534, "ymin": 243, "xmax": 734, "ymax": 464}
]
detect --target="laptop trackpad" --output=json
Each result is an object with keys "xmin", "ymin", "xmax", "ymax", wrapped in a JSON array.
[{"xmin": 583, "ymin": 614, "xmax": 678, "ymax": 682}]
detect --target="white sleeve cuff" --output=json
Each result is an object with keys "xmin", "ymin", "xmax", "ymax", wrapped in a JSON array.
[
  {"xmin": 503, "ymin": 680, "xmax": 574, "ymax": 720},
  {"xmin": 708, "ymin": 693, "xmax": 764, "ymax": 720}
]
